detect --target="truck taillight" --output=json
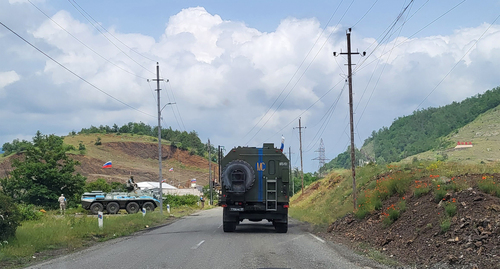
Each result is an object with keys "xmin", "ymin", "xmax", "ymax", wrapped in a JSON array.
[
  {"xmin": 221, "ymin": 204, "xmax": 227, "ymax": 207},
  {"xmin": 283, "ymin": 204, "xmax": 289, "ymax": 208}
]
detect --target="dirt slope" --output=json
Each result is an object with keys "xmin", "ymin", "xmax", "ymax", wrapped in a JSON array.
[
  {"xmin": 325, "ymin": 174, "xmax": 500, "ymax": 269},
  {"xmin": 0, "ymin": 134, "xmax": 218, "ymax": 188}
]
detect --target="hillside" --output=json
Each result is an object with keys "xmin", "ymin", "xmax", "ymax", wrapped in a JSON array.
[
  {"xmin": 0, "ymin": 133, "xmax": 218, "ymax": 188},
  {"xmin": 401, "ymin": 105, "xmax": 500, "ymax": 164},
  {"xmin": 290, "ymin": 104, "xmax": 500, "ymax": 267}
]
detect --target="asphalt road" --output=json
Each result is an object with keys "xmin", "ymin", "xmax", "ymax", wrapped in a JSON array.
[{"xmin": 26, "ymin": 208, "xmax": 387, "ymax": 269}]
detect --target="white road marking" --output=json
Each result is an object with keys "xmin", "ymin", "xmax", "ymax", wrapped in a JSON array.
[
  {"xmin": 277, "ymin": 234, "xmax": 305, "ymax": 245},
  {"xmin": 218, "ymin": 224, "xmax": 222, "ymax": 229},
  {"xmin": 309, "ymin": 233, "xmax": 325, "ymax": 243},
  {"xmin": 191, "ymin": 240, "xmax": 205, "ymax": 249}
]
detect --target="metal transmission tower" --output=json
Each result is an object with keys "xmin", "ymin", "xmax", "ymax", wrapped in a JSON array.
[
  {"xmin": 313, "ymin": 139, "xmax": 329, "ymax": 176},
  {"xmin": 334, "ymin": 28, "xmax": 365, "ymax": 211}
]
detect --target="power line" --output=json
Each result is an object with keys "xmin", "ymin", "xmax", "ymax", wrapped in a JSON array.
[
  {"xmin": 67, "ymin": 0, "xmax": 155, "ymax": 75},
  {"xmin": 0, "ymin": 20, "xmax": 155, "ymax": 118},
  {"xmin": 27, "ymin": 0, "xmax": 148, "ymax": 80},
  {"xmin": 243, "ymin": 0, "xmax": 353, "ymax": 145}
]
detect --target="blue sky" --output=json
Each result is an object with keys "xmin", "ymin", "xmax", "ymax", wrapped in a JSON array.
[{"xmin": 1, "ymin": 0, "xmax": 500, "ymax": 173}]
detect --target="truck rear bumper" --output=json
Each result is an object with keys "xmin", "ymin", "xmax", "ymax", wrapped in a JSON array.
[{"xmin": 223, "ymin": 207, "xmax": 288, "ymax": 222}]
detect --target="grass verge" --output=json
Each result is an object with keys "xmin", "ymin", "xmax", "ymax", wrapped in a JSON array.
[{"xmin": 0, "ymin": 206, "xmax": 198, "ymax": 268}]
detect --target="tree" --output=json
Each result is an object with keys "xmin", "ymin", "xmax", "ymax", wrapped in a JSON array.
[
  {"xmin": 0, "ymin": 131, "xmax": 86, "ymax": 209},
  {"xmin": 0, "ymin": 192, "xmax": 21, "ymax": 241},
  {"xmin": 84, "ymin": 178, "xmax": 111, "ymax": 192}
]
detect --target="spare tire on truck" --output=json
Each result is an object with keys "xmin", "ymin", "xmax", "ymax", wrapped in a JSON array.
[{"xmin": 222, "ymin": 160, "xmax": 255, "ymax": 193}]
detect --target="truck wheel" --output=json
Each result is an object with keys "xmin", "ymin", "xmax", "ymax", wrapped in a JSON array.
[
  {"xmin": 90, "ymin": 203, "xmax": 104, "ymax": 215},
  {"xmin": 275, "ymin": 222, "xmax": 288, "ymax": 233},
  {"xmin": 223, "ymin": 222, "xmax": 237, "ymax": 232},
  {"xmin": 143, "ymin": 202, "xmax": 155, "ymax": 212},
  {"xmin": 126, "ymin": 202, "xmax": 140, "ymax": 214},
  {"xmin": 106, "ymin": 202, "xmax": 120, "ymax": 214}
]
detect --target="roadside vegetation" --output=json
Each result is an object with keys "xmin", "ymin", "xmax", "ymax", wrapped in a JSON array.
[
  {"xmin": 290, "ymin": 160, "xmax": 500, "ymax": 226},
  {"xmin": 0, "ymin": 206, "xmax": 198, "ymax": 268}
]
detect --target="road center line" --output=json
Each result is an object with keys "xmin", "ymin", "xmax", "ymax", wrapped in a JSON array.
[
  {"xmin": 309, "ymin": 233, "xmax": 325, "ymax": 243},
  {"xmin": 191, "ymin": 240, "xmax": 205, "ymax": 249}
]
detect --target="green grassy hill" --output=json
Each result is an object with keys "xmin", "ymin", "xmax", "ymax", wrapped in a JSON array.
[{"xmin": 401, "ymin": 104, "xmax": 500, "ymax": 164}]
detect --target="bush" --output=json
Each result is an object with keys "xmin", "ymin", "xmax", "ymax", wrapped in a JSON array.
[
  {"xmin": 84, "ymin": 178, "xmax": 111, "ymax": 193},
  {"xmin": 440, "ymin": 218, "xmax": 451, "ymax": 233},
  {"xmin": 0, "ymin": 193, "xmax": 22, "ymax": 241},
  {"xmin": 477, "ymin": 176, "xmax": 500, "ymax": 197},
  {"xmin": 163, "ymin": 194, "xmax": 199, "ymax": 207},
  {"xmin": 17, "ymin": 203, "xmax": 43, "ymax": 221},
  {"xmin": 444, "ymin": 202, "xmax": 457, "ymax": 217}
]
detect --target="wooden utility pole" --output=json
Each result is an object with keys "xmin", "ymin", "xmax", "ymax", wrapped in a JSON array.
[
  {"xmin": 152, "ymin": 63, "xmax": 164, "ymax": 214},
  {"xmin": 294, "ymin": 118, "xmax": 306, "ymax": 194},
  {"xmin": 334, "ymin": 29, "xmax": 365, "ymax": 211},
  {"xmin": 208, "ymin": 139, "xmax": 212, "ymax": 205},
  {"xmin": 288, "ymin": 146, "xmax": 293, "ymax": 195}
]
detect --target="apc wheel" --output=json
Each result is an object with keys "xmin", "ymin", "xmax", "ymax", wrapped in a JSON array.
[
  {"xmin": 90, "ymin": 203, "xmax": 104, "ymax": 215},
  {"xmin": 143, "ymin": 202, "xmax": 155, "ymax": 212},
  {"xmin": 223, "ymin": 222, "xmax": 237, "ymax": 232},
  {"xmin": 126, "ymin": 202, "xmax": 140, "ymax": 214},
  {"xmin": 106, "ymin": 202, "xmax": 120, "ymax": 214}
]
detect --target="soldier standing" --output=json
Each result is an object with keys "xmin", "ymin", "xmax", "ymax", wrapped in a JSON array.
[
  {"xmin": 58, "ymin": 194, "xmax": 67, "ymax": 214},
  {"xmin": 200, "ymin": 196, "xmax": 205, "ymax": 208}
]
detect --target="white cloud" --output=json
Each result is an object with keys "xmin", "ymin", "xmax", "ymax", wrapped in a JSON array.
[
  {"xmin": 0, "ymin": 70, "xmax": 20, "ymax": 97},
  {"xmin": 1, "ymin": 3, "xmax": 500, "ymax": 172}
]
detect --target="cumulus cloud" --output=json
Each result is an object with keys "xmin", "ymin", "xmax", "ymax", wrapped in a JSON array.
[{"xmin": 1, "ymin": 3, "xmax": 500, "ymax": 171}]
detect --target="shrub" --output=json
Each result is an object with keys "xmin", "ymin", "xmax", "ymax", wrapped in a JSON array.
[
  {"xmin": 0, "ymin": 193, "xmax": 22, "ymax": 241},
  {"xmin": 444, "ymin": 202, "xmax": 457, "ymax": 217},
  {"xmin": 17, "ymin": 203, "xmax": 43, "ymax": 221},
  {"xmin": 163, "ymin": 194, "xmax": 199, "ymax": 207},
  {"xmin": 84, "ymin": 178, "xmax": 111, "ymax": 193},
  {"xmin": 440, "ymin": 218, "xmax": 451, "ymax": 233},
  {"xmin": 78, "ymin": 142, "xmax": 86, "ymax": 151},
  {"xmin": 477, "ymin": 176, "xmax": 500, "ymax": 197},
  {"xmin": 355, "ymin": 207, "xmax": 369, "ymax": 219},
  {"xmin": 414, "ymin": 186, "xmax": 430, "ymax": 198},
  {"xmin": 433, "ymin": 183, "xmax": 447, "ymax": 202}
]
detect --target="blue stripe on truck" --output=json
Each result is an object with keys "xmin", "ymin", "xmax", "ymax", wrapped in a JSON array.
[{"xmin": 258, "ymin": 147, "xmax": 263, "ymax": 201}]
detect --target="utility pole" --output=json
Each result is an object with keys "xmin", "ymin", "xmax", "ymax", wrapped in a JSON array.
[
  {"xmin": 208, "ymin": 139, "xmax": 212, "ymax": 205},
  {"xmin": 152, "ymin": 62, "xmax": 164, "ymax": 214},
  {"xmin": 288, "ymin": 146, "xmax": 293, "ymax": 195},
  {"xmin": 294, "ymin": 118, "xmax": 306, "ymax": 195},
  {"xmin": 334, "ymin": 29, "xmax": 365, "ymax": 211}
]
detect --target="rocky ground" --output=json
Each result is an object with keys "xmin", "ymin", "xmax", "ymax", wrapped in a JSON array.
[{"xmin": 325, "ymin": 175, "xmax": 500, "ymax": 269}]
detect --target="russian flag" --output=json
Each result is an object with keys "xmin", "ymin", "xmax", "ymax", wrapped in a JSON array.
[
  {"xmin": 102, "ymin": 161, "xmax": 112, "ymax": 168},
  {"xmin": 169, "ymin": 167, "xmax": 174, "ymax": 172},
  {"xmin": 280, "ymin": 136, "xmax": 285, "ymax": 152}
]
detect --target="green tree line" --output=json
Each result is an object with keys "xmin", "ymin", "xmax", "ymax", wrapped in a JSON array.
[
  {"xmin": 77, "ymin": 122, "xmax": 206, "ymax": 156},
  {"xmin": 3, "ymin": 122, "xmax": 207, "ymax": 158},
  {"xmin": 365, "ymin": 86, "xmax": 500, "ymax": 163}
]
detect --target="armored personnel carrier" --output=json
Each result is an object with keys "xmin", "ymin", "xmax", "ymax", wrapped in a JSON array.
[
  {"xmin": 81, "ymin": 189, "xmax": 161, "ymax": 215},
  {"xmin": 220, "ymin": 143, "xmax": 290, "ymax": 233}
]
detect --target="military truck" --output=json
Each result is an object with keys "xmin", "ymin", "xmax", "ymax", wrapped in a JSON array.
[
  {"xmin": 219, "ymin": 143, "xmax": 290, "ymax": 233},
  {"xmin": 81, "ymin": 189, "xmax": 161, "ymax": 215}
]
